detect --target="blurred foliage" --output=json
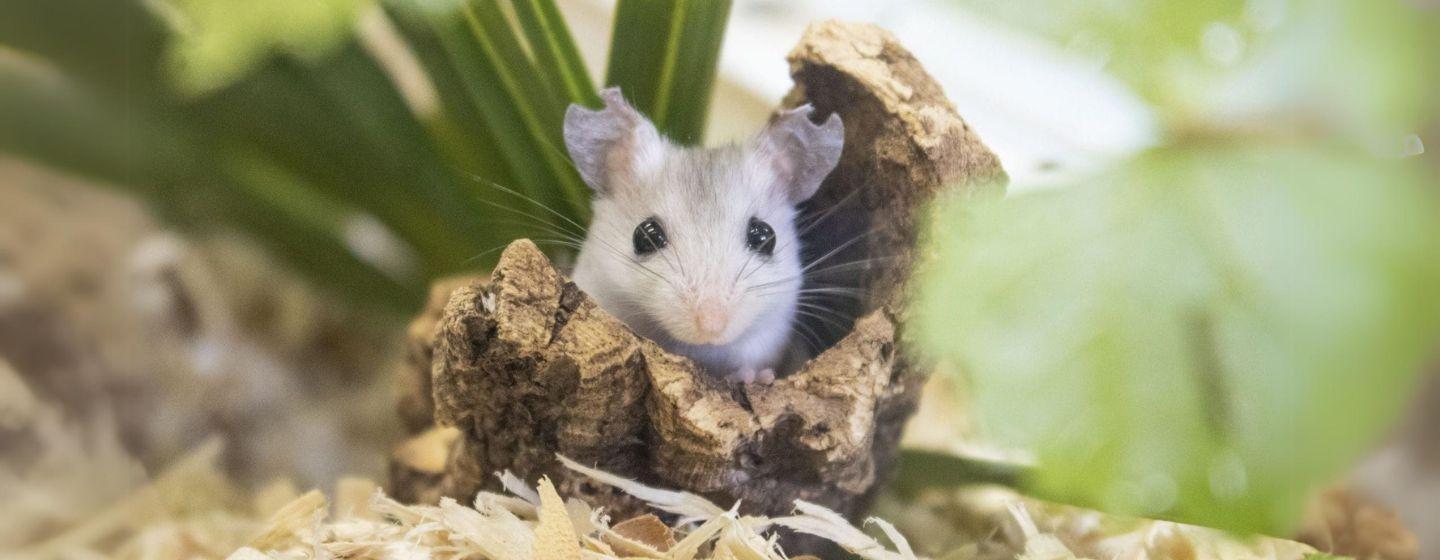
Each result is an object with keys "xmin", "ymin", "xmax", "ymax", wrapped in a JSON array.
[
  {"xmin": 920, "ymin": 144, "xmax": 1440, "ymax": 533},
  {"xmin": 961, "ymin": 0, "xmax": 1440, "ymax": 142},
  {"xmin": 922, "ymin": 0, "xmax": 1440, "ymax": 535},
  {"xmin": 165, "ymin": 0, "xmax": 370, "ymax": 95},
  {"xmin": 0, "ymin": 0, "xmax": 732, "ymax": 313}
]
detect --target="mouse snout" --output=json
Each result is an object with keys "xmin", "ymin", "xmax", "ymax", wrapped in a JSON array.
[{"xmin": 691, "ymin": 296, "xmax": 730, "ymax": 343}]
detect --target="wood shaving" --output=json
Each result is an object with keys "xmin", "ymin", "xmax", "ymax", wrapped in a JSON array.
[{"xmin": 15, "ymin": 443, "xmax": 1325, "ymax": 560}]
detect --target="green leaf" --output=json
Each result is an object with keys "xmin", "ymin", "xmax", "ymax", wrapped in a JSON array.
[
  {"xmin": 163, "ymin": 0, "xmax": 371, "ymax": 95},
  {"xmin": 957, "ymin": 0, "xmax": 1244, "ymax": 109},
  {"xmin": 456, "ymin": 0, "xmax": 590, "ymax": 219},
  {"xmin": 380, "ymin": 1, "xmax": 519, "ymax": 191},
  {"xmin": 189, "ymin": 43, "xmax": 498, "ymax": 277},
  {"xmin": 955, "ymin": 0, "xmax": 1440, "ymax": 140},
  {"xmin": 389, "ymin": 0, "xmax": 591, "ymax": 223},
  {"xmin": 916, "ymin": 143, "xmax": 1440, "ymax": 534},
  {"xmin": 1236, "ymin": 2, "xmax": 1440, "ymax": 146},
  {"xmin": 3, "ymin": 0, "xmax": 741, "ymax": 314},
  {"xmin": 605, "ymin": 0, "xmax": 732, "ymax": 145},
  {"xmin": 214, "ymin": 151, "xmax": 425, "ymax": 311},
  {"xmin": 0, "ymin": 57, "xmax": 421, "ymax": 312},
  {"xmin": 893, "ymin": 449, "xmax": 1029, "ymax": 499},
  {"xmin": 510, "ymin": 0, "xmax": 600, "ymax": 107},
  {"xmin": 0, "ymin": 0, "xmax": 169, "ymax": 96},
  {"xmin": 0, "ymin": 54, "xmax": 178, "ymax": 187}
]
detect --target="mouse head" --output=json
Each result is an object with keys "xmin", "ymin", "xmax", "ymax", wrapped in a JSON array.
[{"xmin": 565, "ymin": 88, "xmax": 844, "ymax": 346}]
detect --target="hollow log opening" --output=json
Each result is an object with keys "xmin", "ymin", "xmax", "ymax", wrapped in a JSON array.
[
  {"xmin": 784, "ymin": 22, "xmax": 1006, "ymax": 356},
  {"xmin": 388, "ymin": 20, "xmax": 1005, "ymax": 553}
]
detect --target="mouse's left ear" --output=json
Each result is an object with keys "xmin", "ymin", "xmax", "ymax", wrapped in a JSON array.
[{"xmin": 754, "ymin": 105, "xmax": 844, "ymax": 204}]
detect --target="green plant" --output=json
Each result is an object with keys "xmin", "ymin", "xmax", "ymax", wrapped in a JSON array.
[
  {"xmin": 919, "ymin": 0, "xmax": 1440, "ymax": 535},
  {"xmin": 0, "ymin": 0, "xmax": 732, "ymax": 313}
]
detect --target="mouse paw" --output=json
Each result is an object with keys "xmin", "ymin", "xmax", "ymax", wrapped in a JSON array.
[
  {"xmin": 726, "ymin": 367, "xmax": 775, "ymax": 385},
  {"xmin": 727, "ymin": 367, "xmax": 757, "ymax": 384}
]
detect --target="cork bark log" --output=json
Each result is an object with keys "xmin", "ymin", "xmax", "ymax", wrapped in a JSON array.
[{"xmin": 389, "ymin": 20, "xmax": 1004, "ymax": 523}]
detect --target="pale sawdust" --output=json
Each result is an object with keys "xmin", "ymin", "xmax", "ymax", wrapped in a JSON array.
[{"xmin": 9, "ymin": 440, "xmax": 1320, "ymax": 560}]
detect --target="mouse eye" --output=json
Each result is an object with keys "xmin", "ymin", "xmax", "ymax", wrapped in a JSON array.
[
  {"xmin": 633, "ymin": 217, "xmax": 668, "ymax": 255},
  {"xmin": 746, "ymin": 218, "xmax": 776, "ymax": 256}
]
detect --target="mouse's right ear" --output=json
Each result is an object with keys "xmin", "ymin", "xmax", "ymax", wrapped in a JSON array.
[{"xmin": 564, "ymin": 88, "xmax": 664, "ymax": 195}]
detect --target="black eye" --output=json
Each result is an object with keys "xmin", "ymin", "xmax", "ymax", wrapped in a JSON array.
[
  {"xmin": 633, "ymin": 217, "xmax": 668, "ymax": 255},
  {"xmin": 746, "ymin": 218, "xmax": 776, "ymax": 256}
]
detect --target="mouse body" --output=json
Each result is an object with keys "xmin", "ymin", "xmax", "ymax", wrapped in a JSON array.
[{"xmin": 564, "ymin": 88, "xmax": 844, "ymax": 383}]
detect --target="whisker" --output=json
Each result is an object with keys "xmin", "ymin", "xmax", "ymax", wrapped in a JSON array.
[
  {"xmin": 752, "ymin": 285, "xmax": 871, "ymax": 301},
  {"xmin": 743, "ymin": 227, "xmax": 873, "ymax": 285},
  {"xmin": 465, "ymin": 238, "xmax": 583, "ymax": 265},
  {"xmin": 797, "ymin": 286, "xmax": 869, "ymax": 297},
  {"xmin": 801, "ymin": 255, "xmax": 903, "ymax": 278},
  {"xmin": 788, "ymin": 321, "xmax": 824, "ymax": 356},
  {"xmin": 798, "ymin": 230, "xmax": 874, "ymax": 274},
  {"xmin": 795, "ymin": 300, "xmax": 859, "ymax": 317},
  {"xmin": 460, "ymin": 173, "xmax": 590, "ymax": 237},
  {"xmin": 793, "ymin": 307, "xmax": 853, "ymax": 333},
  {"xmin": 490, "ymin": 218, "xmax": 585, "ymax": 245},
  {"xmin": 795, "ymin": 188, "xmax": 862, "ymax": 234},
  {"xmin": 768, "ymin": 188, "xmax": 863, "ymax": 259},
  {"xmin": 585, "ymin": 222, "xmax": 691, "ymax": 296},
  {"xmin": 477, "ymin": 199, "xmax": 585, "ymax": 239}
]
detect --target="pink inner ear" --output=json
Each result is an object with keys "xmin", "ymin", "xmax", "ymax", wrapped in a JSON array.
[
  {"xmin": 564, "ymin": 88, "xmax": 663, "ymax": 193},
  {"xmin": 604, "ymin": 124, "xmax": 642, "ymax": 184},
  {"xmin": 758, "ymin": 109, "xmax": 843, "ymax": 204}
]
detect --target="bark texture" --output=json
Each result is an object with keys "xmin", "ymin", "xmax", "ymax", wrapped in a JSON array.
[{"xmin": 389, "ymin": 20, "xmax": 1004, "ymax": 524}]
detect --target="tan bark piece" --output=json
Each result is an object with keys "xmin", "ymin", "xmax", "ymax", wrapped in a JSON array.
[{"xmin": 605, "ymin": 514, "xmax": 676, "ymax": 556}]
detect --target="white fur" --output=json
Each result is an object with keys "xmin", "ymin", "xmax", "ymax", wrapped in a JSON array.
[
  {"xmin": 566, "ymin": 90, "xmax": 842, "ymax": 380},
  {"xmin": 571, "ymin": 141, "xmax": 804, "ymax": 376}
]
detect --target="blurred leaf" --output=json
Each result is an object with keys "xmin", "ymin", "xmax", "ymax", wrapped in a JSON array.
[
  {"xmin": 3, "ymin": 0, "xmax": 738, "ymax": 313},
  {"xmin": 958, "ymin": 0, "xmax": 1244, "ymax": 108},
  {"xmin": 1215, "ymin": 2, "xmax": 1440, "ymax": 147},
  {"xmin": 0, "ymin": 56, "xmax": 421, "ymax": 311},
  {"xmin": 217, "ymin": 151, "xmax": 424, "ymax": 310},
  {"xmin": 0, "ymin": 0, "xmax": 168, "ymax": 95},
  {"xmin": 0, "ymin": 54, "xmax": 178, "ymax": 187},
  {"xmin": 957, "ymin": 0, "xmax": 1440, "ymax": 141},
  {"xmin": 893, "ymin": 449, "xmax": 1028, "ymax": 498},
  {"xmin": 606, "ymin": 0, "xmax": 732, "ymax": 145},
  {"xmin": 189, "ymin": 43, "xmax": 506, "ymax": 277},
  {"xmin": 917, "ymin": 144, "xmax": 1440, "ymax": 534},
  {"xmin": 163, "ymin": 0, "xmax": 371, "ymax": 95}
]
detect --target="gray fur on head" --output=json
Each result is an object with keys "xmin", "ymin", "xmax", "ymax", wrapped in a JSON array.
[
  {"xmin": 753, "ymin": 105, "xmax": 844, "ymax": 203},
  {"xmin": 563, "ymin": 87, "xmax": 663, "ymax": 195}
]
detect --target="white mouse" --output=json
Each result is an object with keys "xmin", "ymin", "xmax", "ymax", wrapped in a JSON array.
[{"xmin": 563, "ymin": 88, "xmax": 844, "ymax": 384}]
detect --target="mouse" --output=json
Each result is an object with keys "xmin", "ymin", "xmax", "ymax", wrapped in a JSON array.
[{"xmin": 563, "ymin": 88, "xmax": 844, "ymax": 384}]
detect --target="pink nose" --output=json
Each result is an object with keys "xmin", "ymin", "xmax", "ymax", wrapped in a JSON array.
[{"xmin": 693, "ymin": 297, "xmax": 729, "ymax": 340}]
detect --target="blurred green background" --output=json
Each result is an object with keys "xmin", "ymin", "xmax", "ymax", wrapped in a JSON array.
[
  {"xmin": 2, "ymin": 0, "xmax": 1439, "ymax": 554},
  {"xmin": 0, "ymin": 0, "xmax": 731, "ymax": 314}
]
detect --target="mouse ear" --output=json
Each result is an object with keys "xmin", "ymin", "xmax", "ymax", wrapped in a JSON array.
[
  {"xmin": 564, "ymin": 88, "xmax": 664, "ymax": 195},
  {"xmin": 754, "ymin": 105, "xmax": 844, "ymax": 204}
]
